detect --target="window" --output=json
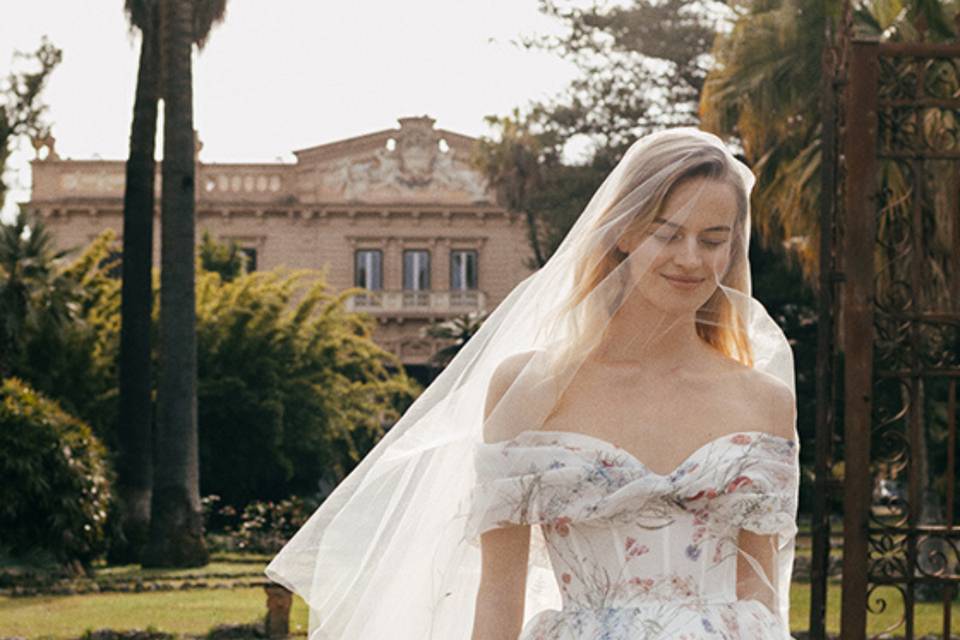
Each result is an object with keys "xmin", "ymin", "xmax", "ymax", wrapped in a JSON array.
[
  {"xmin": 240, "ymin": 247, "xmax": 258, "ymax": 272},
  {"xmin": 355, "ymin": 249, "xmax": 383, "ymax": 290},
  {"xmin": 450, "ymin": 250, "xmax": 478, "ymax": 290},
  {"xmin": 403, "ymin": 250, "xmax": 430, "ymax": 291}
]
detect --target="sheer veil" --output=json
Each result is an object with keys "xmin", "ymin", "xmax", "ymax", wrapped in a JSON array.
[{"xmin": 265, "ymin": 128, "xmax": 799, "ymax": 639}]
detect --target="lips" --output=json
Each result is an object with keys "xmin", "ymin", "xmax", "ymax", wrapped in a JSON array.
[{"xmin": 662, "ymin": 274, "xmax": 704, "ymax": 284}]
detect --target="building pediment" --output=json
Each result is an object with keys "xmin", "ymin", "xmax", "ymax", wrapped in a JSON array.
[{"xmin": 293, "ymin": 116, "xmax": 493, "ymax": 206}]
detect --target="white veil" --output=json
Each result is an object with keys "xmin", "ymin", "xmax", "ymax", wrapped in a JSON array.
[{"xmin": 265, "ymin": 128, "xmax": 799, "ymax": 639}]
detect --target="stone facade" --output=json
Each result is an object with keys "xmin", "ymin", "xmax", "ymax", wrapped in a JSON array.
[{"xmin": 21, "ymin": 116, "xmax": 534, "ymax": 371}]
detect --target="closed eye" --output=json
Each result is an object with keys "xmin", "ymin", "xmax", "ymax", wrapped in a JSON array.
[{"xmin": 654, "ymin": 234, "xmax": 728, "ymax": 248}]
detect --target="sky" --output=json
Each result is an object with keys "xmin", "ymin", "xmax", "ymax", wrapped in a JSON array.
[{"xmin": 0, "ymin": 0, "xmax": 585, "ymax": 220}]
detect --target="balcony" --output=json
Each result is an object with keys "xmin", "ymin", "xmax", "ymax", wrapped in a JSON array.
[{"xmin": 346, "ymin": 289, "xmax": 486, "ymax": 315}]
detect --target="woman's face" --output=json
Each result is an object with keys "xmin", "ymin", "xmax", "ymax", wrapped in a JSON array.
[{"xmin": 617, "ymin": 176, "xmax": 741, "ymax": 315}]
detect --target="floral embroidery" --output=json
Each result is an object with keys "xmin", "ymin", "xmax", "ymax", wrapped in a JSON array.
[{"xmin": 466, "ymin": 430, "xmax": 798, "ymax": 639}]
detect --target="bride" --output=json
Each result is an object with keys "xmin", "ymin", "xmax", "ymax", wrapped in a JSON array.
[{"xmin": 266, "ymin": 128, "xmax": 800, "ymax": 639}]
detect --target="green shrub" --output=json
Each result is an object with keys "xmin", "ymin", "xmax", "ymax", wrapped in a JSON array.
[
  {"xmin": 2, "ymin": 224, "xmax": 121, "ymax": 445},
  {"xmin": 0, "ymin": 377, "xmax": 113, "ymax": 564},
  {"xmin": 195, "ymin": 269, "xmax": 419, "ymax": 507},
  {"xmin": 203, "ymin": 494, "xmax": 312, "ymax": 554}
]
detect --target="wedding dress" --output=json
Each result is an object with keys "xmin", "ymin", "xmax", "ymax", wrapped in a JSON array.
[
  {"xmin": 264, "ymin": 128, "xmax": 799, "ymax": 640},
  {"xmin": 465, "ymin": 428, "xmax": 799, "ymax": 639}
]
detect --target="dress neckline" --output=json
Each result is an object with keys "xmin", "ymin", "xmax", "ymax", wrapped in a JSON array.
[{"xmin": 506, "ymin": 429, "xmax": 796, "ymax": 478}]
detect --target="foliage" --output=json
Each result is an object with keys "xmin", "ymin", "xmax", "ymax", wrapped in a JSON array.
[
  {"xmin": 700, "ymin": 0, "xmax": 829, "ymax": 281},
  {"xmin": 203, "ymin": 494, "xmax": 313, "ymax": 554},
  {"xmin": 525, "ymin": 0, "xmax": 724, "ymax": 164},
  {"xmin": 700, "ymin": 0, "xmax": 960, "ymax": 283},
  {"xmin": 198, "ymin": 230, "xmax": 246, "ymax": 283},
  {"xmin": 473, "ymin": 112, "xmax": 607, "ymax": 267},
  {"xmin": 0, "ymin": 215, "xmax": 119, "ymax": 439},
  {"xmin": 195, "ymin": 268, "xmax": 420, "ymax": 507},
  {"xmin": 0, "ymin": 211, "xmax": 78, "ymax": 373},
  {"xmin": 474, "ymin": 0, "xmax": 725, "ymax": 265},
  {"xmin": 0, "ymin": 38, "xmax": 62, "ymax": 211},
  {"xmin": 424, "ymin": 311, "xmax": 488, "ymax": 370},
  {"xmin": 0, "ymin": 377, "xmax": 113, "ymax": 564},
  {"xmin": 2, "ymin": 221, "xmax": 418, "ymax": 514},
  {"xmin": 125, "ymin": 0, "xmax": 229, "ymax": 50}
]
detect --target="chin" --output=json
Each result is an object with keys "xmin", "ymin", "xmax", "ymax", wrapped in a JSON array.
[{"xmin": 630, "ymin": 282, "xmax": 711, "ymax": 316}]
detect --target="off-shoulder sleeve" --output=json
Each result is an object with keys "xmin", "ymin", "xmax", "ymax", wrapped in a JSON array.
[
  {"xmin": 461, "ymin": 436, "xmax": 645, "ymax": 542},
  {"xmin": 708, "ymin": 435, "xmax": 800, "ymax": 541},
  {"xmin": 710, "ymin": 434, "xmax": 800, "ymax": 633}
]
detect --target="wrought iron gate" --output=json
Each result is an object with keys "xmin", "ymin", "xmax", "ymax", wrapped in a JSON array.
[{"xmin": 813, "ymin": 25, "xmax": 960, "ymax": 640}]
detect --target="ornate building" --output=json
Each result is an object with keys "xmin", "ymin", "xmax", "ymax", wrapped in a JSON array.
[{"xmin": 22, "ymin": 116, "xmax": 533, "ymax": 376}]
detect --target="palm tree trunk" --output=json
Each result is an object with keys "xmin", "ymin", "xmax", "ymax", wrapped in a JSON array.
[
  {"xmin": 112, "ymin": 2, "xmax": 159, "ymax": 565},
  {"xmin": 143, "ymin": 0, "xmax": 208, "ymax": 568}
]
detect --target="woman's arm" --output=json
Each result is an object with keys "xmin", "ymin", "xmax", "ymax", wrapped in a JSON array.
[
  {"xmin": 471, "ymin": 352, "xmax": 537, "ymax": 640},
  {"xmin": 736, "ymin": 529, "xmax": 778, "ymax": 613},
  {"xmin": 472, "ymin": 525, "xmax": 532, "ymax": 640}
]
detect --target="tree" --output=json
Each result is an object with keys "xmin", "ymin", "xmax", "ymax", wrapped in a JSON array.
[
  {"xmin": 142, "ymin": 0, "xmax": 228, "ymax": 569},
  {"xmin": 700, "ymin": 0, "xmax": 958, "ymax": 282},
  {"xmin": 113, "ymin": 0, "xmax": 162, "ymax": 564},
  {"xmin": 198, "ymin": 230, "xmax": 246, "ymax": 282},
  {"xmin": 473, "ymin": 0, "xmax": 726, "ymax": 266},
  {"xmin": 0, "ymin": 212, "xmax": 78, "ymax": 376},
  {"xmin": 473, "ymin": 111, "xmax": 612, "ymax": 267},
  {"xmin": 424, "ymin": 312, "xmax": 487, "ymax": 372},
  {"xmin": 525, "ymin": 0, "xmax": 723, "ymax": 165},
  {"xmin": 0, "ymin": 39, "xmax": 62, "ymax": 212},
  {"xmin": 118, "ymin": 0, "xmax": 228, "ymax": 566},
  {"xmin": 473, "ymin": 112, "xmax": 554, "ymax": 268},
  {"xmin": 195, "ymin": 269, "xmax": 419, "ymax": 506}
]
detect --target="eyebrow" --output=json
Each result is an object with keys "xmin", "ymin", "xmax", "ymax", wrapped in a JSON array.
[{"xmin": 653, "ymin": 217, "xmax": 732, "ymax": 232}]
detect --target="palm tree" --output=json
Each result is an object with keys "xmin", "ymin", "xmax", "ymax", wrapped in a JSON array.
[
  {"xmin": 117, "ymin": 0, "xmax": 228, "ymax": 566},
  {"xmin": 141, "ymin": 0, "xmax": 227, "ymax": 568},
  {"xmin": 700, "ymin": 0, "xmax": 827, "ymax": 280},
  {"xmin": 424, "ymin": 311, "xmax": 487, "ymax": 373},
  {"xmin": 700, "ymin": 0, "xmax": 957, "ymax": 284},
  {"xmin": 113, "ymin": 0, "xmax": 161, "ymax": 564},
  {"xmin": 0, "ymin": 212, "xmax": 78, "ymax": 377}
]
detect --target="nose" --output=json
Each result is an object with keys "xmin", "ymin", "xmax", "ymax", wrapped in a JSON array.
[{"xmin": 672, "ymin": 237, "xmax": 703, "ymax": 270}]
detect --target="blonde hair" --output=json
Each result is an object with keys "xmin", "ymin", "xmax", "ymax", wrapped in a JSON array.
[{"xmin": 560, "ymin": 141, "xmax": 754, "ymax": 367}]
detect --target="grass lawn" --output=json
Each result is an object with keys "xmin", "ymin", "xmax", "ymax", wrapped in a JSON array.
[
  {"xmin": 0, "ymin": 587, "xmax": 311, "ymax": 639},
  {"xmin": 94, "ymin": 556, "xmax": 269, "ymax": 581},
  {"xmin": 2, "ymin": 557, "xmax": 956, "ymax": 639},
  {"xmin": 791, "ymin": 581, "xmax": 959, "ymax": 637}
]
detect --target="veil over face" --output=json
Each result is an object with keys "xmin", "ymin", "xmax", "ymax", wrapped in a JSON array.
[{"xmin": 265, "ymin": 128, "xmax": 799, "ymax": 639}]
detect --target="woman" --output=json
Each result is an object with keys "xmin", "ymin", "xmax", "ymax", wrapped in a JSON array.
[{"xmin": 266, "ymin": 128, "xmax": 799, "ymax": 639}]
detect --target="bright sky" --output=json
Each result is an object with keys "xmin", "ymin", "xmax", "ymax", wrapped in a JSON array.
[{"xmin": 0, "ymin": 1, "xmax": 583, "ymax": 220}]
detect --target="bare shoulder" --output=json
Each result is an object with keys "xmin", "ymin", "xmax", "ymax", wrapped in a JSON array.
[
  {"xmin": 483, "ymin": 350, "xmax": 541, "ymax": 443},
  {"xmin": 739, "ymin": 368, "xmax": 797, "ymax": 441}
]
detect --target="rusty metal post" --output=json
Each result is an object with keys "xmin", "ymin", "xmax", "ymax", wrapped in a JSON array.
[
  {"xmin": 840, "ymin": 35, "xmax": 880, "ymax": 640},
  {"xmin": 810, "ymin": 13, "xmax": 840, "ymax": 639},
  {"xmin": 265, "ymin": 582, "xmax": 293, "ymax": 639}
]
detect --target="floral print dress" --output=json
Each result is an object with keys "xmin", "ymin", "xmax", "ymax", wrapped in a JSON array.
[{"xmin": 465, "ymin": 429, "xmax": 799, "ymax": 640}]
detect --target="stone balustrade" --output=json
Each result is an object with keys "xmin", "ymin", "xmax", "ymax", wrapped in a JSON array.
[
  {"xmin": 27, "ymin": 160, "xmax": 294, "ymax": 204},
  {"xmin": 346, "ymin": 289, "xmax": 485, "ymax": 314}
]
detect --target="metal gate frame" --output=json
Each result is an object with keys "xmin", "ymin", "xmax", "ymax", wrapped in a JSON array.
[{"xmin": 816, "ymin": 32, "xmax": 960, "ymax": 640}]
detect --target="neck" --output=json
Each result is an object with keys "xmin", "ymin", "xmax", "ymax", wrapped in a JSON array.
[{"xmin": 592, "ymin": 291, "xmax": 706, "ymax": 370}]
